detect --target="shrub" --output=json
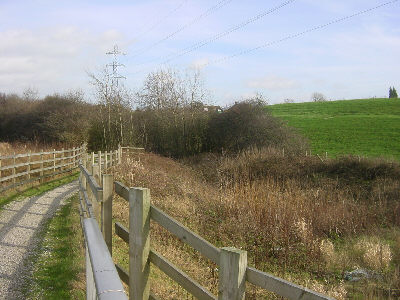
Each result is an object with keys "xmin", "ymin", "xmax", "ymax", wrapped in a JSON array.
[
  {"xmin": 0, "ymin": 92, "xmax": 94, "ymax": 145},
  {"xmin": 206, "ymin": 99, "xmax": 306, "ymax": 154}
]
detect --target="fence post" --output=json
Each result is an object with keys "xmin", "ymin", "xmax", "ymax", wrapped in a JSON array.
[
  {"xmin": 218, "ymin": 247, "xmax": 247, "ymax": 300},
  {"xmin": 83, "ymin": 151, "xmax": 88, "ymax": 169},
  {"xmin": 129, "ymin": 188, "xmax": 151, "ymax": 300},
  {"xmin": 73, "ymin": 147, "xmax": 76, "ymax": 168},
  {"xmin": 115, "ymin": 150, "xmax": 118, "ymax": 166},
  {"xmin": 118, "ymin": 144, "xmax": 122, "ymax": 164},
  {"xmin": 61, "ymin": 148, "xmax": 65, "ymax": 170},
  {"xmin": 12, "ymin": 152, "xmax": 16, "ymax": 184},
  {"xmin": 91, "ymin": 152, "xmax": 95, "ymax": 166},
  {"xmin": 102, "ymin": 174, "xmax": 113, "ymax": 255},
  {"xmin": 105, "ymin": 151, "xmax": 108, "ymax": 169},
  {"xmin": 92, "ymin": 164, "xmax": 101, "ymax": 220},
  {"xmin": 81, "ymin": 165, "xmax": 87, "ymax": 190},
  {"xmin": 27, "ymin": 151, "xmax": 31, "ymax": 180},
  {"xmin": 98, "ymin": 150, "xmax": 102, "ymax": 175},
  {"xmin": 87, "ymin": 163, "xmax": 94, "ymax": 207},
  {"xmin": 53, "ymin": 149, "xmax": 56, "ymax": 173},
  {"xmin": 0, "ymin": 153, "xmax": 2, "ymax": 179},
  {"xmin": 40, "ymin": 150, "xmax": 44, "ymax": 183},
  {"xmin": 110, "ymin": 150, "xmax": 113, "ymax": 167}
]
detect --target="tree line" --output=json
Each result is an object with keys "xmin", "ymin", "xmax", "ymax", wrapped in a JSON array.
[
  {"xmin": 87, "ymin": 68, "xmax": 305, "ymax": 157},
  {"xmin": 0, "ymin": 69, "xmax": 305, "ymax": 157}
]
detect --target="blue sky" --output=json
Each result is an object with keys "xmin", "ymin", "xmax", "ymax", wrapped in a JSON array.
[{"xmin": 0, "ymin": 0, "xmax": 399, "ymax": 105}]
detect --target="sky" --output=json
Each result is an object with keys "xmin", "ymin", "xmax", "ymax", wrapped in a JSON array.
[{"xmin": 0, "ymin": 0, "xmax": 399, "ymax": 105}]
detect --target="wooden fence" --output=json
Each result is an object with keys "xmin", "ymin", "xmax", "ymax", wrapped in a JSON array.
[
  {"xmin": 79, "ymin": 149, "xmax": 333, "ymax": 300},
  {"xmin": 0, "ymin": 145, "xmax": 85, "ymax": 193}
]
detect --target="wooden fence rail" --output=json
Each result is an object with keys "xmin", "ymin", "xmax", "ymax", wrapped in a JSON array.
[
  {"xmin": 0, "ymin": 145, "xmax": 85, "ymax": 193},
  {"xmin": 79, "ymin": 146, "xmax": 333, "ymax": 300}
]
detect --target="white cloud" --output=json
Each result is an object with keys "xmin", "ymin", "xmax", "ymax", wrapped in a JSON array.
[
  {"xmin": 246, "ymin": 75, "xmax": 299, "ymax": 90},
  {"xmin": 0, "ymin": 27, "xmax": 125, "ymax": 95}
]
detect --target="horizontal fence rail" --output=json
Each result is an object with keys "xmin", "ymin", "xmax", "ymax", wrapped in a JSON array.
[{"xmin": 0, "ymin": 145, "xmax": 85, "ymax": 193}]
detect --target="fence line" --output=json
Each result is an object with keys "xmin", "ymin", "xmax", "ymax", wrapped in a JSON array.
[
  {"xmin": 78, "ymin": 145, "xmax": 132, "ymax": 300},
  {"xmin": 0, "ymin": 145, "xmax": 85, "ymax": 193},
  {"xmin": 79, "ymin": 147, "xmax": 333, "ymax": 300}
]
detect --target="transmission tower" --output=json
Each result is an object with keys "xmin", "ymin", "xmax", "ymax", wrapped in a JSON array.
[{"xmin": 106, "ymin": 44, "xmax": 126, "ymax": 87}]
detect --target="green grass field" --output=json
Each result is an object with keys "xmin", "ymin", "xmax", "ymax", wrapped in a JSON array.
[{"xmin": 269, "ymin": 98, "xmax": 400, "ymax": 160}]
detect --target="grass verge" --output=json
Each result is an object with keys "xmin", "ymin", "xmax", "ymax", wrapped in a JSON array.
[
  {"xmin": 0, "ymin": 172, "xmax": 79, "ymax": 211},
  {"xmin": 24, "ymin": 193, "xmax": 85, "ymax": 299}
]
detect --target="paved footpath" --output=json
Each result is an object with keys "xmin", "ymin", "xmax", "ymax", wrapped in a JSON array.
[{"xmin": 0, "ymin": 181, "xmax": 78, "ymax": 299}]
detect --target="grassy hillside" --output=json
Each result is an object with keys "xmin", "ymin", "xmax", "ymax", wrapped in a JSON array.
[{"xmin": 269, "ymin": 98, "xmax": 400, "ymax": 160}]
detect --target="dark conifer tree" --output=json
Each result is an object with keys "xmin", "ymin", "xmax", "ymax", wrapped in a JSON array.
[{"xmin": 393, "ymin": 87, "xmax": 398, "ymax": 98}]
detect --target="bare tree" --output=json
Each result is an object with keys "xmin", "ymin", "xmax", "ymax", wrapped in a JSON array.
[
  {"xmin": 88, "ymin": 68, "xmax": 131, "ymax": 149},
  {"xmin": 22, "ymin": 87, "xmax": 39, "ymax": 101},
  {"xmin": 136, "ymin": 68, "xmax": 210, "ymax": 156},
  {"xmin": 311, "ymin": 92, "xmax": 327, "ymax": 102}
]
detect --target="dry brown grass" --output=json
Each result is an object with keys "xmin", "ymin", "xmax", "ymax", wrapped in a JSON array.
[
  {"xmin": 109, "ymin": 148, "xmax": 400, "ymax": 299},
  {"xmin": 0, "ymin": 141, "xmax": 67, "ymax": 156}
]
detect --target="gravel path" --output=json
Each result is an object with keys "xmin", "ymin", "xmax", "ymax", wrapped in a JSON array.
[{"xmin": 0, "ymin": 181, "xmax": 78, "ymax": 299}]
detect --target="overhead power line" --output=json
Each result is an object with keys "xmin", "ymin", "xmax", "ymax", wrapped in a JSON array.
[
  {"xmin": 162, "ymin": 0, "xmax": 296, "ymax": 64},
  {"xmin": 128, "ymin": 0, "xmax": 189, "ymax": 44},
  {"xmin": 206, "ymin": 0, "xmax": 399, "ymax": 67},
  {"xmin": 128, "ymin": 0, "xmax": 234, "ymax": 59},
  {"xmin": 127, "ymin": 0, "xmax": 398, "ymax": 77},
  {"xmin": 131, "ymin": 0, "xmax": 296, "ymax": 70}
]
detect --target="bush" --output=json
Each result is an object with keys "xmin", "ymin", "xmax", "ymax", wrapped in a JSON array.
[
  {"xmin": 137, "ymin": 107, "xmax": 210, "ymax": 158},
  {"xmin": 0, "ymin": 92, "xmax": 94, "ymax": 145},
  {"xmin": 206, "ymin": 100, "xmax": 306, "ymax": 154}
]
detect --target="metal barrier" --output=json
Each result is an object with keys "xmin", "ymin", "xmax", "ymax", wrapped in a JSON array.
[
  {"xmin": 83, "ymin": 218, "xmax": 127, "ymax": 300},
  {"xmin": 79, "ymin": 147, "xmax": 128, "ymax": 300}
]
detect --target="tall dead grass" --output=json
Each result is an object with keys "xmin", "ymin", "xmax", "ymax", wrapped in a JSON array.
[
  {"xmin": 110, "ymin": 148, "xmax": 400, "ymax": 299},
  {"xmin": 0, "ymin": 141, "xmax": 67, "ymax": 156}
]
